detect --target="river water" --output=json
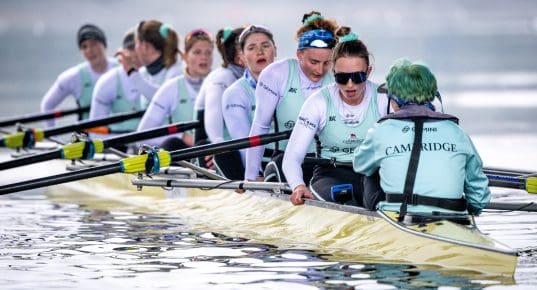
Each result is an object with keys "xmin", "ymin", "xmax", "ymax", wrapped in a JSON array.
[{"xmin": 1, "ymin": 0, "xmax": 537, "ymax": 289}]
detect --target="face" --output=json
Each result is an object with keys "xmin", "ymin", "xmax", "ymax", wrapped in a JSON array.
[
  {"xmin": 185, "ymin": 39, "xmax": 213, "ymax": 78},
  {"xmin": 124, "ymin": 47, "xmax": 142, "ymax": 68},
  {"xmin": 242, "ymin": 32, "xmax": 276, "ymax": 78},
  {"xmin": 296, "ymin": 48, "xmax": 332, "ymax": 83},
  {"xmin": 80, "ymin": 39, "xmax": 106, "ymax": 65},
  {"xmin": 134, "ymin": 35, "xmax": 149, "ymax": 65},
  {"xmin": 334, "ymin": 56, "xmax": 371, "ymax": 105}
]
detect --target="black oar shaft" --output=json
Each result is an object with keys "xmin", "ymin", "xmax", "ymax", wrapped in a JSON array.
[
  {"xmin": 169, "ymin": 131, "xmax": 291, "ymax": 161},
  {"xmin": 0, "ymin": 107, "xmax": 90, "ymax": 127},
  {"xmin": 44, "ymin": 110, "xmax": 145, "ymax": 137},
  {"xmin": 486, "ymin": 202, "xmax": 537, "ymax": 212},
  {"xmin": 0, "ymin": 163, "xmax": 120, "ymax": 195},
  {"xmin": 0, "ymin": 121, "xmax": 200, "ymax": 171},
  {"xmin": 0, "ymin": 150, "xmax": 61, "ymax": 170},
  {"xmin": 103, "ymin": 121, "xmax": 200, "ymax": 148}
]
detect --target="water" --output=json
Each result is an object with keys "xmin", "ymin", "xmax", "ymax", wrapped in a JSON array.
[{"xmin": 1, "ymin": 0, "xmax": 537, "ymax": 289}]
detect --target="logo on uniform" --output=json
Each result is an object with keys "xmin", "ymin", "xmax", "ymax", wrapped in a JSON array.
[
  {"xmin": 284, "ymin": 120, "xmax": 295, "ymax": 129},
  {"xmin": 179, "ymin": 98, "xmax": 187, "ymax": 104},
  {"xmin": 350, "ymin": 133, "xmax": 357, "ymax": 138},
  {"xmin": 402, "ymin": 126, "xmax": 410, "ymax": 133},
  {"xmin": 329, "ymin": 116, "xmax": 336, "ymax": 122},
  {"xmin": 288, "ymin": 87, "xmax": 298, "ymax": 93},
  {"xmin": 84, "ymin": 82, "xmax": 92, "ymax": 88}
]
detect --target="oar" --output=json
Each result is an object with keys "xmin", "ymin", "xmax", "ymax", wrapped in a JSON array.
[
  {"xmin": 0, "ymin": 110, "xmax": 145, "ymax": 149},
  {"xmin": 303, "ymin": 157, "xmax": 537, "ymax": 194},
  {"xmin": 483, "ymin": 167, "xmax": 536, "ymax": 178},
  {"xmin": 0, "ymin": 121, "xmax": 200, "ymax": 170},
  {"xmin": 131, "ymin": 178, "xmax": 537, "ymax": 212},
  {"xmin": 0, "ymin": 130, "xmax": 291, "ymax": 195},
  {"xmin": 486, "ymin": 174, "xmax": 537, "ymax": 194},
  {"xmin": 0, "ymin": 107, "xmax": 90, "ymax": 128}
]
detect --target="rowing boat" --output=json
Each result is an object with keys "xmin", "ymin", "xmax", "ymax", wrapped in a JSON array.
[{"xmin": 36, "ymin": 158, "xmax": 517, "ymax": 276}]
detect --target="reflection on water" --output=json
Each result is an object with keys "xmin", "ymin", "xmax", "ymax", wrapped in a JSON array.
[{"xmin": 0, "ymin": 192, "xmax": 524, "ymax": 290}]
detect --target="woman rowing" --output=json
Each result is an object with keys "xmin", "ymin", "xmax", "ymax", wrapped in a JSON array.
[
  {"xmin": 353, "ymin": 59, "xmax": 491, "ymax": 219},
  {"xmin": 120, "ymin": 20, "xmax": 182, "ymax": 107},
  {"xmin": 136, "ymin": 29, "xmax": 213, "ymax": 149},
  {"xmin": 245, "ymin": 11, "xmax": 337, "ymax": 183},
  {"xmin": 284, "ymin": 28, "xmax": 390, "ymax": 206},
  {"xmin": 195, "ymin": 26, "xmax": 245, "ymax": 145},
  {"xmin": 40, "ymin": 24, "xmax": 116, "ymax": 127},
  {"xmin": 88, "ymin": 29, "xmax": 143, "ymax": 136},
  {"xmin": 220, "ymin": 25, "xmax": 277, "ymax": 179}
]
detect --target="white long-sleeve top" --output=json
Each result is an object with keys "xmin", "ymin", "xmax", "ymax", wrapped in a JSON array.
[
  {"xmin": 221, "ymin": 77, "xmax": 255, "ymax": 165},
  {"xmin": 89, "ymin": 66, "xmax": 143, "ymax": 119},
  {"xmin": 244, "ymin": 58, "xmax": 328, "ymax": 180},
  {"xmin": 40, "ymin": 58, "xmax": 116, "ymax": 127},
  {"xmin": 282, "ymin": 82, "xmax": 390, "ymax": 190},
  {"xmin": 128, "ymin": 61, "xmax": 182, "ymax": 103},
  {"xmin": 198, "ymin": 66, "xmax": 243, "ymax": 143},
  {"xmin": 136, "ymin": 75, "xmax": 202, "ymax": 146}
]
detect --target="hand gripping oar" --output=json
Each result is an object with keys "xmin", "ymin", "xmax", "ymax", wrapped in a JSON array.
[
  {"xmin": 0, "ymin": 121, "xmax": 200, "ymax": 170},
  {"xmin": 0, "ymin": 130, "xmax": 291, "ymax": 195},
  {"xmin": 0, "ymin": 110, "xmax": 145, "ymax": 149},
  {"xmin": 0, "ymin": 107, "xmax": 90, "ymax": 128},
  {"xmin": 303, "ymin": 157, "xmax": 537, "ymax": 194}
]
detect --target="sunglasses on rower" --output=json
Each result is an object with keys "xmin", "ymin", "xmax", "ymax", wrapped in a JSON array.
[{"xmin": 334, "ymin": 71, "xmax": 367, "ymax": 85}]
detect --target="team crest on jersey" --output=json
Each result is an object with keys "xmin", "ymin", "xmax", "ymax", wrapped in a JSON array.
[
  {"xmin": 284, "ymin": 120, "xmax": 295, "ymax": 129},
  {"xmin": 288, "ymin": 87, "xmax": 298, "ymax": 93},
  {"xmin": 329, "ymin": 116, "xmax": 336, "ymax": 122}
]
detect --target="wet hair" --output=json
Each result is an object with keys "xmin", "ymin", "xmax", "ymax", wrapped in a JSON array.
[
  {"xmin": 184, "ymin": 28, "xmax": 213, "ymax": 53},
  {"xmin": 136, "ymin": 20, "xmax": 180, "ymax": 68},
  {"xmin": 332, "ymin": 26, "xmax": 371, "ymax": 68},
  {"xmin": 77, "ymin": 24, "xmax": 106, "ymax": 48},
  {"xmin": 215, "ymin": 27, "xmax": 244, "ymax": 68},
  {"xmin": 238, "ymin": 25, "xmax": 275, "ymax": 50},
  {"xmin": 386, "ymin": 58, "xmax": 437, "ymax": 104},
  {"xmin": 295, "ymin": 11, "xmax": 338, "ymax": 40}
]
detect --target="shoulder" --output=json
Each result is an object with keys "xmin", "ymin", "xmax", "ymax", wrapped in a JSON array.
[
  {"xmin": 211, "ymin": 67, "xmax": 236, "ymax": 84},
  {"xmin": 260, "ymin": 58, "xmax": 291, "ymax": 78},
  {"xmin": 166, "ymin": 61, "xmax": 183, "ymax": 77},
  {"xmin": 94, "ymin": 67, "xmax": 119, "ymax": 89},
  {"xmin": 57, "ymin": 62, "xmax": 88, "ymax": 82},
  {"xmin": 223, "ymin": 79, "xmax": 248, "ymax": 103}
]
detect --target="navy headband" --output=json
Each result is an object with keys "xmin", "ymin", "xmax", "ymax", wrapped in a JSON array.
[{"xmin": 297, "ymin": 29, "xmax": 335, "ymax": 51}]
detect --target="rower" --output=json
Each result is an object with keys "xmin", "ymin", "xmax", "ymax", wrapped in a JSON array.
[
  {"xmin": 88, "ymin": 29, "xmax": 144, "ymax": 141},
  {"xmin": 353, "ymin": 58, "xmax": 491, "ymax": 221},
  {"xmin": 220, "ymin": 25, "xmax": 277, "ymax": 180},
  {"xmin": 136, "ymin": 28, "xmax": 213, "ymax": 149},
  {"xmin": 245, "ymin": 11, "xmax": 338, "ymax": 183},
  {"xmin": 122, "ymin": 20, "xmax": 183, "ymax": 107},
  {"xmin": 40, "ymin": 24, "xmax": 116, "ymax": 127},
  {"xmin": 283, "ymin": 28, "xmax": 391, "ymax": 206},
  {"xmin": 193, "ymin": 26, "xmax": 245, "ymax": 168}
]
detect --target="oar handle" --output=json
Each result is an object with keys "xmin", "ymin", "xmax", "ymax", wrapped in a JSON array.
[{"xmin": 0, "ymin": 107, "xmax": 90, "ymax": 127}]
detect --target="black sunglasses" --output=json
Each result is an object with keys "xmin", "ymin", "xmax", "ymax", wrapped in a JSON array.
[{"xmin": 334, "ymin": 71, "xmax": 367, "ymax": 85}]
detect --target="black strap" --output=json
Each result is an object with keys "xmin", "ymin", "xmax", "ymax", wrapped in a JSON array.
[
  {"xmin": 399, "ymin": 118, "xmax": 424, "ymax": 222},
  {"xmin": 386, "ymin": 193, "xmax": 467, "ymax": 212},
  {"xmin": 21, "ymin": 129, "xmax": 36, "ymax": 149}
]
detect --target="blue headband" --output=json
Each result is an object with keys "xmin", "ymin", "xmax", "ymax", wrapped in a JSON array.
[
  {"xmin": 298, "ymin": 29, "xmax": 336, "ymax": 50},
  {"xmin": 159, "ymin": 23, "xmax": 171, "ymax": 38}
]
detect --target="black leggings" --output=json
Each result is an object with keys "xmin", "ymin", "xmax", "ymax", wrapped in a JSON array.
[
  {"xmin": 214, "ymin": 150, "xmax": 245, "ymax": 180},
  {"xmin": 264, "ymin": 152, "xmax": 315, "ymax": 184},
  {"xmin": 310, "ymin": 166, "xmax": 364, "ymax": 206}
]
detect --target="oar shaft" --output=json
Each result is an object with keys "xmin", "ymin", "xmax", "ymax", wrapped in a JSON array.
[
  {"xmin": 169, "ymin": 131, "xmax": 291, "ymax": 161},
  {"xmin": 103, "ymin": 121, "xmax": 199, "ymax": 148},
  {"xmin": 44, "ymin": 110, "xmax": 145, "ymax": 137},
  {"xmin": 0, "ymin": 107, "xmax": 90, "ymax": 127},
  {"xmin": 0, "ymin": 150, "xmax": 61, "ymax": 170},
  {"xmin": 486, "ymin": 202, "xmax": 537, "ymax": 212},
  {"xmin": 0, "ymin": 163, "xmax": 120, "ymax": 196}
]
